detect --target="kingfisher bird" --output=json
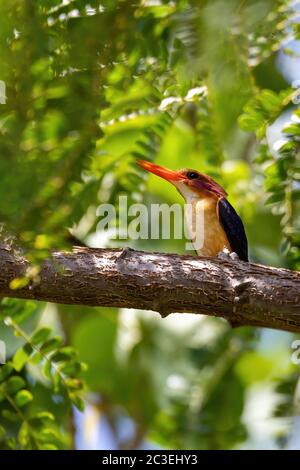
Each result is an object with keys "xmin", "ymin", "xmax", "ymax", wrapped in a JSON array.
[{"xmin": 138, "ymin": 160, "xmax": 248, "ymax": 262}]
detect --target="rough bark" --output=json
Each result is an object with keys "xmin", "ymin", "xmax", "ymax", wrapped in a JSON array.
[{"xmin": 0, "ymin": 244, "xmax": 299, "ymax": 333}]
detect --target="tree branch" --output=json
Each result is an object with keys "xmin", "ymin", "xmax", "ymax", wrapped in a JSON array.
[{"xmin": 1, "ymin": 244, "xmax": 300, "ymax": 333}]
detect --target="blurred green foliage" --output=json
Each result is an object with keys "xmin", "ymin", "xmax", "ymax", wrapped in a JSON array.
[{"xmin": 0, "ymin": 0, "xmax": 299, "ymax": 450}]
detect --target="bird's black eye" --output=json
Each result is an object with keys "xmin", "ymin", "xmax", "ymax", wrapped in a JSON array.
[{"xmin": 186, "ymin": 171, "xmax": 199, "ymax": 180}]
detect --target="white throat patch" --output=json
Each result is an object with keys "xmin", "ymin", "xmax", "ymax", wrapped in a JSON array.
[{"xmin": 172, "ymin": 181, "xmax": 198, "ymax": 204}]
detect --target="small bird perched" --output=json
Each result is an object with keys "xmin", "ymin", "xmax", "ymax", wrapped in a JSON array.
[{"xmin": 138, "ymin": 160, "xmax": 248, "ymax": 262}]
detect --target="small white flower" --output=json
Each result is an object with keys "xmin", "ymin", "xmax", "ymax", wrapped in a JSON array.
[
  {"xmin": 159, "ymin": 96, "xmax": 181, "ymax": 111},
  {"xmin": 185, "ymin": 86, "xmax": 207, "ymax": 101},
  {"xmin": 59, "ymin": 13, "xmax": 67, "ymax": 21},
  {"xmin": 68, "ymin": 9, "xmax": 80, "ymax": 18}
]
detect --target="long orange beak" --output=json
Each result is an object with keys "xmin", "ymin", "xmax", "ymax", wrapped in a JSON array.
[{"xmin": 138, "ymin": 160, "xmax": 184, "ymax": 182}]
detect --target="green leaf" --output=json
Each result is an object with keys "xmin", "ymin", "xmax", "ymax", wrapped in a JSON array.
[
  {"xmin": 30, "ymin": 411, "xmax": 55, "ymax": 423},
  {"xmin": 58, "ymin": 361, "xmax": 81, "ymax": 376},
  {"xmin": 265, "ymin": 192, "xmax": 285, "ymax": 205},
  {"xmin": 30, "ymin": 350, "xmax": 44, "ymax": 365},
  {"xmin": 13, "ymin": 344, "xmax": 32, "ymax": 372},
  {"xmin": 0, "ymin": 299, "xmax": 39, "ymax": 324},
  {"xmin": 258, "ymin": 90, "xmax": 281, "ymax": 113},
  {"xmin": 283, "ymin": 124, "xmax": 300, "ymax": 136},
  {"xmin": 69, "ymin": 393, "xmax": 84, "ymax": 412},
  {"xmin": 0, "ymin": 363, "xmax": 13, "ymax": 383},
  {"xmin": 238, "ymin": 113, "xmax": 262, "ymax": 132},
  {"xmin": 64, "ymin": 377, "xmax": 84, "ymax": 390},
  {"xmin": 4, "ymin": 437, "xmax": 18, "ymax": 449},
  {"xmin": 278, "ymin": 141, "xmax": 297, "ymax": 154},
  {"xmin": 14, "ymin": 390, "xmax": 33, "ymax": 408},
  {"xmin": 39, "ymin": 443, "xmax": 58, "ymax": 450},
  {"xmin": 51, "ymin": 347, "xmax": 77, "ymax": 363},
  {"xmin": 31, "ymin": 328, "xmax": 52, "ymax": 346},
  {"xmin": 40, "ymin": 337, "xmax": 63, "ymax": 354},
  {"xmin": 52, "ymin": 371, "xmax": 62, "ymax": 393},
  {"xmin": 0, "ymin": 424, "xmax": 6, "ymax": 440},
  {"xmin": 42, "ymin": 359, "xmax": 52, "ymax": 380},
  {"xmin": 18, "ymin": 422, "xmax": 30, "ymax": 448},
  {"xmin": 3, "ymin": 376, "xmax": 26, "ymax": 395},
  {"xmin": 38, "ymin": 428, "xmax": 60, "ymax": 443},
  {"xmin": 2, "ymin": 409, "xmax": 20, "ymax": 423}
]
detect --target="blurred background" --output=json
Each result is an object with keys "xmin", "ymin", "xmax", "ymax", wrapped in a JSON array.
[{"xmin": 0, "ymin": 0, "xmax": 299, "ymax": 450}]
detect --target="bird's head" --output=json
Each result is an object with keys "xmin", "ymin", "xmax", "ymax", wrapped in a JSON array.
[{"xmin": 138, "ymin": 160, "xmax": 227, "ymax": 200}]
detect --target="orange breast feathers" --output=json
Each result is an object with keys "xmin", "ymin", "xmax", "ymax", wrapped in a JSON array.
[{"xmin": 186, "ymin": 196, "xmax": 231, "ymax": 257}]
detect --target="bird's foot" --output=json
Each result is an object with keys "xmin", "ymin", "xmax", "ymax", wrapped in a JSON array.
[
  {"xmin": 217, "ymin": 248, "xmax": 231, "ymax": 260},
  {"xmin": 217, "ymin": 248, "xmax": 239, "ymax": 261},
  {"xmin": 229, "ymin": 251, "xmax": 239, "ymax": 261}
]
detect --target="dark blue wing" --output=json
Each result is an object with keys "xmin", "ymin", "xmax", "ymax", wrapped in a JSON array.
[{"xmin": 218, "ymin": 197, "xmax": 248, "ymax": 262}]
